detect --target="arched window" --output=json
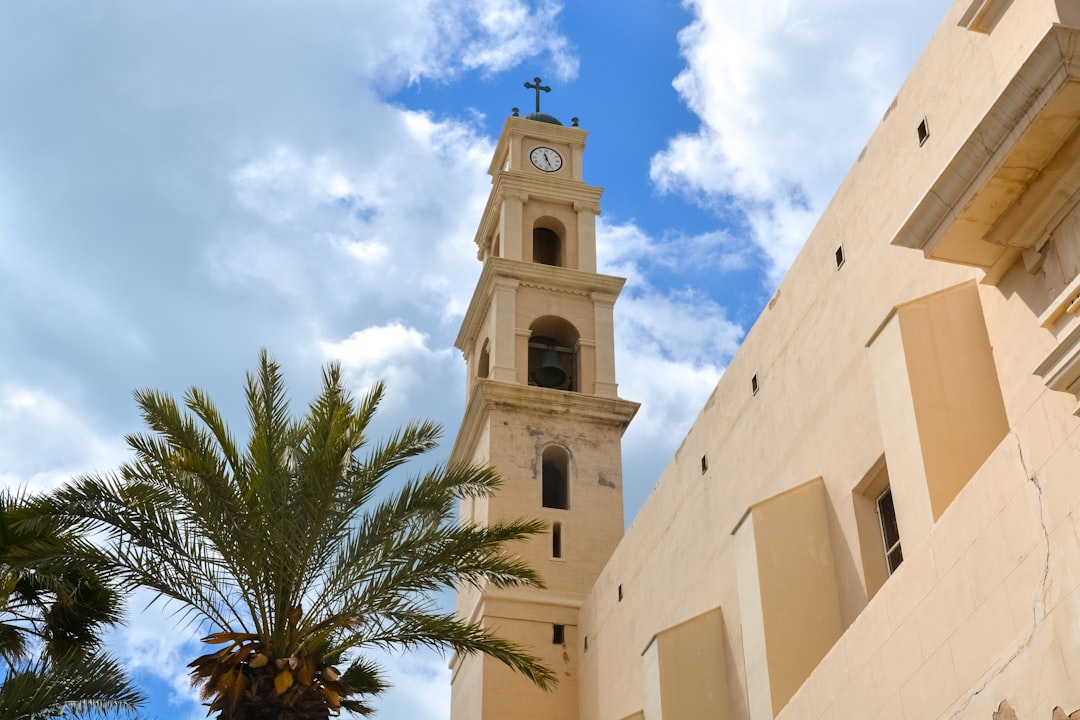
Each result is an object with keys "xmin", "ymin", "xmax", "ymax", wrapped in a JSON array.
[
  {"xmin": 528, "ymin": 316, "xmax": 579, "ymax": 392},
  {"xmin": 552, "ymin": 521, "xmax": 563, "ymax": 558},
  {"xmin": 533, "ymin": 227, "xmax": 561, "ymax": 266},
  {"xmin": 477, "ymin": 339, "xmax": 490, "ymax": 379},
  {"xmin": 541, "ymin": 445, "xmax": 570, "ymax": 510}
]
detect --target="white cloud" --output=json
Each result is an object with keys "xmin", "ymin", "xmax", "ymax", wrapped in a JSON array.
[
  {"xmin": 364, "ymin": 648, "xmax": 453, "ymax": 720},
  {"xmin": 461, "ymin": 0, "xmax": 579, "ymax": 79},
  {"xmin": 599, "ymin": 219, "xmax": 752, "ymax": 282},
  {"xmin": 651, "ymin": 0, "xmax": 942, "ymax": 281},
  {"xmin": 613, "ymin": 288, "xmax": 740, "ymax": 474},
  {"xmin": 107, "ymin": 593, "xmax": 206, "ymax": 718},
  {"xmin": 0, "ymin": 385, "xmax": 128, "ymax": 492},
  {"xmin": 321, "ymin": 323, "xmax": 460, "ymax": 416},
  {"xmin": 203, "ymin": 108, "xmax": 492, "ymax": 332},
  {"xmin": 597, "ymin": 218, "xmax": 743, "ymax": 516}
]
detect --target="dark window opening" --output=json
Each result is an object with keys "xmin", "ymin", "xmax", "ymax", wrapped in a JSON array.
[
  {"xmin": 618, "ymin": 584, "xmax": 623, "ymax": 602},
  {"xmin": 542, "ymin": 462, "xmax": 569, "ymax": 510},
  {"xmin": 552, "ymin": 521, "xmax": 563, "ymax": 558},
  {"xmin": 877, "ymin": 487, "xmax": 903, "ymax": 574},
  {"xmin": 751, "ymin": 374, "xmax": 759, "ymax": 395},
  {"xmin": 552, "ymin": 624, "xmax": 565, "ymax": 644},
  {"xmin": 835, "ymin": 245, "xmax": 845, "ymax": 268},
  {"xmin": 583, "ymin": 636, "xmax": 588, "ymax": 652},
  {"xmin": 477, "ymin": 340, "xmax": 490, "ymax": 379},
  {"xmin": 917, "ymin": 117, "xmax": 930, "ymax": 146},
  {"xmin": 533, "ymin": 227, "xmax": 561, "ymax": 266},
  {"xmin": 700, "ymin": 454, "xmax": 708, "ymax": 474}
]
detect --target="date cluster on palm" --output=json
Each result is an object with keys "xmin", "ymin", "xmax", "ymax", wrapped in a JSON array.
[{"xmin": 188, "ymin": 607, "xmax": 356, "ymax": 720}]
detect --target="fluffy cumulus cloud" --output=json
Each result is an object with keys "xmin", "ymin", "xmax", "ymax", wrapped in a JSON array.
[
  {"xmin": 460, "ymin": 0, "xmax": 579, "ymax": 79},
  {"xmin": 207, "ymin": 108, "xmax": 492, "ymax": 324},
  {"xmin": 321, "ymin": 322, "xmax": 461, "ymax": 423},
  {"xmin": 0, "ymin": 384, "xmax": 129, "ymax": 492},
  {"xmin": 651, "ymin": 0, "xmax": 943, "ymax": 281}
]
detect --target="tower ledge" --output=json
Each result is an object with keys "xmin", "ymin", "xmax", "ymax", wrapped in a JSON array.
[{"xmin": 449, "ymin": 379, "xmax": 639, "ymax": 467}]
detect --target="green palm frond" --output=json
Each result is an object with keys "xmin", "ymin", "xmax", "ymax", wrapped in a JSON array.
[
  {"xmin": 0, "ymin": 652, "xmax": 143, "ymax": 720},
  {"xmin": 0, "ymin": 490, "xmax": 141, "ymax": 719},
  {"xmin": 50, "ymin": 350, "xmax": 552, "ymax": 717}
]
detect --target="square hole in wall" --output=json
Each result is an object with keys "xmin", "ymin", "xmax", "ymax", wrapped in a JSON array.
[
  {"xmin": 618, "ymin": 584, "xmax": 623, "ymax": 602},
  {"xmin": 552, "ymin": 624, "xmax": 565, "ymax": 644},
  {"xmin": 700, "ymin": 454, "xmax": 708, "ymax": 474},
  {"xmin": 835, "ymin": 245, "xmax": 845, "ymax": 268},
  {"xmin": 751, "ymin": 374, "xmax": 759, "ymax": 395},
  {"xmin": 917, "ymin": 117, "xmax": 930, "ymax": 146}
]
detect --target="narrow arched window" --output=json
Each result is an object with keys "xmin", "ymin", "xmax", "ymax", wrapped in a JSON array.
[
  {"xmin": 477, "ymin": 340, "xmax": 490, "ymax": 379},
  {"xmin": 541, "ymin": 446, "xmax": 570, "ymax": 510},
  {"xmin": 552, "ymin": 521, "xmax": 562, "ymax": 558}
]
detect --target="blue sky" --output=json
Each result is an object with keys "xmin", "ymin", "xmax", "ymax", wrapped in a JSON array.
[{"xmin": 0, "ymin": 1, "xmax": 946, "ymax": 717}]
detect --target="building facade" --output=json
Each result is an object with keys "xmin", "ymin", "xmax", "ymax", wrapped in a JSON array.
[{"xmin": 455, "ymin": 0, "xmax": 1080, "ymax": 718}]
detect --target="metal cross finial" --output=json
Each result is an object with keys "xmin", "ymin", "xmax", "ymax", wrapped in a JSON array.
[{"xmin": 524, "ymin": 76, "xmax": 551, "ymax": 114}]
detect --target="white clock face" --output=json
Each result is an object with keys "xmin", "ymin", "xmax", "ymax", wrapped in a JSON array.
[{"xmin": 529, "ymin": 146, "xmax": 563, "ymax": 173}]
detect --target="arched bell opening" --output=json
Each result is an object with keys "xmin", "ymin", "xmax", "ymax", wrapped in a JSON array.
[
  {"xmin": 541, "ymin": 445, "xmax": 571, "ymax": 510},
  {"xmin": 477, "ymin": 339, "xmax": 490, "ymax": 379},
  {"xmin": 532, "ymin": 217, "xmax": 567, "ymax": 267},
  {"xmin": 527, "ymin": 316, "xmax": 579, "ymax": 392}
]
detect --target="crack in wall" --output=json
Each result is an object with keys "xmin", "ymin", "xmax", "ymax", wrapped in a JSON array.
[{"xmin": 946, "ymin": 432, "xmax": 1052, "ymax": 719}]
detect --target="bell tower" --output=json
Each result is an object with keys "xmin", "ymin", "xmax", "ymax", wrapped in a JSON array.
[{"xmin": 448, "ymin": 84, "xmax": 638, "ymax": 720}]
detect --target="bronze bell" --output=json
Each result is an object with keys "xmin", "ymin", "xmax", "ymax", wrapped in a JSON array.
[{"xmin": 534, "ymin": 346, "xmax": 567, "ymax": 388}]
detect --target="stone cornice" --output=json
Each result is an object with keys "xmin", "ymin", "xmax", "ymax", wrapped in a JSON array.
[
  {"xmin": 893, "ymin": 25, "xmax": 1080, "ymax": 275},
  {"xmin": 449, "ymin": 379, "xmax": 639, "ymax": 466},
  {"xmin": 454, "ymin": 257, "xmax": 627, "ymax": 351}
]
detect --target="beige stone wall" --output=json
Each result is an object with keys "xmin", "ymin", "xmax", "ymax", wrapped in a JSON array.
[{"xmin": 577, "ymin": 1, "xmax": 1080, "ymax": 719}]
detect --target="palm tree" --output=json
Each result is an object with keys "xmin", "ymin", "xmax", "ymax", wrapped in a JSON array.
[
  {"xmin": 0, "ymin": 490, "xmax": 143, "ymax": 719},
  {"xmin": 0, "ymin": 652, "xmax": 143, "ymax": 720},
  {"xmin": 52, "ymin": 350, "xmax": 553, "ymax": 718}
]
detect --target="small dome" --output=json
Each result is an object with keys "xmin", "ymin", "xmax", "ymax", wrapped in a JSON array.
[{"xmin": 524, "ymin": 112, "xmax": 563, "ymax": 126}]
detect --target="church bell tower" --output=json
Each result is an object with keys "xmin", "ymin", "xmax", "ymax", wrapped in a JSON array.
[{"xmin": 448, "ymin": 81, "xmax": 638, "ymax": 719}]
